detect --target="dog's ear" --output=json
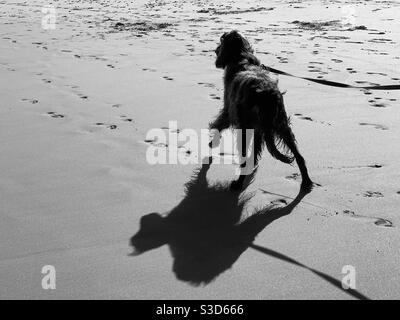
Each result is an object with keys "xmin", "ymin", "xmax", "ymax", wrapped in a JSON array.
[{"xmin": 215, "ymin": 30, "xmax": 253, "ymax": 69}]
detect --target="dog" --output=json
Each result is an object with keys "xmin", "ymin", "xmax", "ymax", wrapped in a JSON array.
[{"xmin": 209, "ymin": 30, "xmax": 313, "ymax": 193}]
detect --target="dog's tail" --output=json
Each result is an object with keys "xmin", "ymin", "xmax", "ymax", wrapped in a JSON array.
[
  {"xmin": 264, "ymin": 132, "xmax": 294, "ymax": 164},
  {"xmin": 256, "ymin": 89, "xmax": 295, "ymax": 164}
]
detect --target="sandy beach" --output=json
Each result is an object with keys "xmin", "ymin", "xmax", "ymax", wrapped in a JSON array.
[{"xmin": 1, "ymin": 0, "xmax": 400, "ymax": 299}]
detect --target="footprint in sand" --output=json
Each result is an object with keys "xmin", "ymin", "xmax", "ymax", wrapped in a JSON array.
[
  {"xmin": 143, "ymin": 126, "xmax": 195, "ymax": 157},
  {"xmin": 294, "ymin": 113, "xmax": 311, "ymax": 120},
  {"xmin": 198, "ymin": 82, "xmax": 216, "ymax": 88},
  {"xmin": 294, "ymin": 113, "xmax": 331, "ymax": 126},
  {"xmin": 270, "ymin": 198, "xmax": 288, "ymax": 206},
  {"xmin": 366, "ymin": 164, "xmax": 383, "ymax": 169},
  {"xmin": 367, "ymin": 97, "xmax": 388, "ymax": 108},
  {"xmin": 346, "ymin": 67, "xmax": 357, "ymax": 74},
  {"xmin": 363, "ymin": 191, "xmax": 384, "ymax": 198},
  {"xmin": 308, "ymin": 65, "xmax": 321, "ymax": 73},
  {"xmin": 277, "ymin": 56, "xmax": 288, "ymax": 63},
  {"xmin": 368, "ymin": 164, "xmax": 384, "ymax": 168},
  {"xmin": 112, "ymin": 104, "xmax": 121, "ymax": 108},
  {"xmin": 285, "ymin": 173, "xmax": 300, "ymax": 181},
  {"xmin": 342, "ymin": 210, "xmax": 393, "ymax": 228},
  {"xmin": 46, "ymin": 112, "xmax": 65, "ymax": 118},
  {"xmin": 120, "ymin": 115, "xmax": 134, "ymax": 122},
  {"xmin": 209, "ymin": 93, "xmax": 221, "ymax": 100},
  {"xmin": 144, "ymin": 138, "xmax": 168, "ymax": 148},
  {"xmin": 95, "ymin": 123, "xmax": 117, "ymax": 130},
  {"xmin": 286, "ymin": 172, "xmax": 322, "ymax": 186},
  {"xmin": 374, "ymin": 219, "xmax": 393, "ymax": 227},
  {"xmin": 78, "ymin": 94, "xmax": 89, "ymax": 100},
  {"xmin": 359, "ymin": 122, "xmax": 388, "ymax": 130},
  {"xmin": 21, "ymin": 98, "xmax": 39, "ymax": 104},
  {"xmin": 371, "ymin": 102, "xmax": 387, "ymax": 108}
]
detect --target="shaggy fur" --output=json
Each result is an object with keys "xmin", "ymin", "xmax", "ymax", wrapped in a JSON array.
[{"xmin": 209, "ymin": 30, "xmax": 313, "ymax": 192}]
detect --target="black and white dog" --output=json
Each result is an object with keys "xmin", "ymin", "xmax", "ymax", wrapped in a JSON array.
[{"xmin": 209, "ymin": 30, "xmax": 313, "ymax": 192}]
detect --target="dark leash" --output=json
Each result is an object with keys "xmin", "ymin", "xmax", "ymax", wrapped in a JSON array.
[{"xmin": 261, "ymin": 64, "xmax": 400, "ymax": 91}]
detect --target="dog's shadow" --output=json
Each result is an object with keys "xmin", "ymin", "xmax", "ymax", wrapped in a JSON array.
[
  {"xmin": 130, "ymin": 164, "xmax": 370, "ymax": 299},
  {"xmin": 130, "ymin": 162, "xmax": 307, "ymax": 285}
]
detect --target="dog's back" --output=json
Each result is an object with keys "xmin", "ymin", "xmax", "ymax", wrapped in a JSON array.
[{"xmin": 225, "ymin": 65, "xmax": 287, "ymax": 132}]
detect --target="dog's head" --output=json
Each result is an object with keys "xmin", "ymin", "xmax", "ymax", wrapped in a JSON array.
[{"xmin": 215, "ymin": 30, "xmax": 254, "ymax": 69}]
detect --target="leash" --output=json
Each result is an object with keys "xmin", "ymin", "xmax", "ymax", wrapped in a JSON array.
[{"xmin": 262, "ymin": 65, "xmax": 400, "ymax": 91}]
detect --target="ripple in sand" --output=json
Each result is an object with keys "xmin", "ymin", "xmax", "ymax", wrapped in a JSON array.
[{"xmin": 359, "ymin": 122, "xmax": 388, "ymax": 130}]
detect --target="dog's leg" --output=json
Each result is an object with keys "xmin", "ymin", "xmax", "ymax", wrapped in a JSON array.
[
  {"xmin": 230, "ymin": 128, "xmax": 248, "ymax": 190},
  {"xmin": 230, "ymin": 129, "xmax": 262, "ymax": 191},
  {"xmin": 280, "ymin": 126, "xmax": 313, "ymax": 193},
  {"xmin": 208, "ymin": 110, "xmax": 230, "ymax": 148}
]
